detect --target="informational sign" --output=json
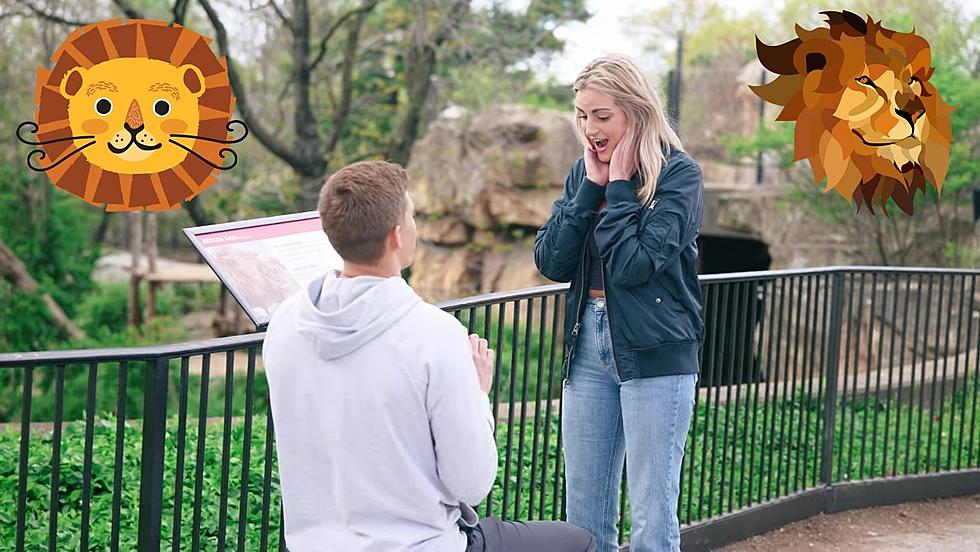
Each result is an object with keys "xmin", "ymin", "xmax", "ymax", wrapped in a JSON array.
[{"xmin": 184, "ymin": 211, "xmax": 343, "ymax": 329}]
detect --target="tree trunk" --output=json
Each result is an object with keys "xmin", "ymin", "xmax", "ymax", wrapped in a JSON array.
[
  {"xmin": 144, "ymin": 213, "xmax": 158, "ymax": 322},
  {"xmin": 0, "ymin": 238, "xmax": 85, "ymax": 341},
  {"xmin": 128, "ymin": 211, "xmax": 143, "ymax": 328}
]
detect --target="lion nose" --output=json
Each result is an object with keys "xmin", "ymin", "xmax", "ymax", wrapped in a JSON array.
[{"xmin": 125, "ymin": 100, "xmax": 144, "ymax": 133}]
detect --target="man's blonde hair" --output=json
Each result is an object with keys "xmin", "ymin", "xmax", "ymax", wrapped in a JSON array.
[{"xmin": 574, "ymin": 54, "xmax": 684, "ymax": 203}]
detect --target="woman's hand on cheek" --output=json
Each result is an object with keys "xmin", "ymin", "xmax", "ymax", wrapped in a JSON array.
[
  {"xmin": 609, "ymin": 138, "xmax": 637, "ymax": 182},
  {"xmin": 584, "ymin": 145, "xmax": 609, "ymax": 186}
]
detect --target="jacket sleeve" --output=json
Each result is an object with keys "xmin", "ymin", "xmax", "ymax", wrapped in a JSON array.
[
  {"xmin": 593, "ymin": 157, "xmax": 703, "ymax": 289},
  {"xmin": 426, "ymin": 321, "xmax": 498, "ymax": 506},
  {"xmin": 533, "ymin": 160, "xmax": 606, "ymax": 283}
]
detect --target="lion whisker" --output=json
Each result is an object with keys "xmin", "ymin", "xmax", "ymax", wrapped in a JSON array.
[
  {"xmin": 168, "ymin": 139, "xmax": 238, "ymax": 170},
  {"xmin": 17, "ymin": 121, "xmax": 94, "ymax": 146},
  {"xmin": 26, "ymin": 141, "xmax": 96, "ymax": 172},
  {"xmin": 170, "ymin": 120, "xmax": 249, "ymax": 145}
]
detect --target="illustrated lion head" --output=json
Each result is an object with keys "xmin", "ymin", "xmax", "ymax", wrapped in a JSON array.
[
  {"xmin": 751, "ymin": 10, "xmax": 954, "ymax": 215},
  {"xmin": 18, "ymin": 19, "xmax": 245, "ymax": 211}
]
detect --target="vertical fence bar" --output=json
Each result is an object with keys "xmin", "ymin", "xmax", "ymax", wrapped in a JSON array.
[
  {"xmin": 529, "ymin": 296, "xmax": 548, "ymax": 520},
  {"xmin": 709, "ymin": 283, "xmax": 729, "ymax": 515},
  {"xmin": 812, "ymin": 273, "xmax": 830, "ymax": 488},
  {"xmin": 217, "ymin": 351, "xmax": 237, "ymax": 551},
  {"xmin": 173, "ymin": 357, "xmax": 191, "ymax": 552},
  {"xmin": 47, "ymin": 364, "xmax": 66, "ymax": 552},
  {"xmin": 777, "ymin": 276, "xmax": 798, "ymax": 496},
  {"xmin": 766, "ymin": 277, "xmax": 787, "ymax": 500},
  {"xmin": 796, "ymin": 275, "xmax": 815, "ymax": 490},
  {"xmin": 847, "ymin": 274, "xmax": 866, "ymax": 481},
  {"xmin": 81, "ymin": 362, "xmax": 98, "ymax": 552},
  {"xmin": 15, "ymin": 365, "xmax": 33, "ymax": 552},
  {"xmin": 871, "ymin": 273, "xmax": 888, "ymax": 477},
  {"xmin": 138, "ymin": 357, "xmax": 170, "ymax": 552},
  {"xmin": 237, "ymin": 348, "xmax": 258, "ymax": 552},
  {"xmin": 259, "ymin": 411, "xmax": 276, "ymax": 552},
  {"xmin": 729, "ymin": 281, "xmax": 748, "ymax": 509},
  {"xmin": 821, "ymin": 272, "xmax": 844, "ymax": 486},
  {"xmin": 711, "ymin": 282, "xmax": 739, "ymax": 514},
  {"xmin": 893, "ymin": 275, "xmax": 912, "ymax": 474},
  {"xmin": 698, "ymin": 283, "xmax": 718, "ymax": 516},
  {"xmin": 192, "ymin": 354, "xmax": 212, "ymax": 552},
  {"xmin": 515, "ymin": 298, "xmax": 533, "ymax": 518},
  {"xmin": 759, "ymin": 277, "xmax": 778, "ymax": 502},
  {"xmin": 542, "ymin": 295, "xmax": 560, "ymax": 520},
  {"xmin": 735, "ymin": 280, "xmax": 754, "ymax": 508},
  {"xmin": 957, "ymin": 275, "xmax": 976, "ymax": 470},
  {"xmin": 881, "ymin": 274, "xmax": 899, "ymax": 477},
  {"xmin": 858, "ymin": 273, "xmax": 877, "ymax": 479},
  {"xmin": 926, "ymin": 275, "xmax": 945, "ymax": 472},
  {"xmin": 747, "ymin": 279, "xmax": 769, "ymax": 504},
  {"xmin": 502, "ymin": 301, "xmax": 519, "ymax": 519},
  {"xmin": 836, "ymin": 273, "xmax": 855, "ymax": 481},
  {"xmin": 905, "ymin": 274, "xmax": 924, "ymax": 474},
  {"xmin": 797, "ymin": 276, "xmax": 814, "ymax": 491},
  {"xmin": 111, "ymin": 361, "xmax": 129, "ymax": 552},
  {"xmin": 947, "ymin": 275, "xmax": 967, "ymax": 471},
  {"xmin": 936, "ymin": 275, "xmax": 955, "ymax": 472}
]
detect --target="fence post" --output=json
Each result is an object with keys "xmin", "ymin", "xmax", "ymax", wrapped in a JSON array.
[
  {"xmin": 821, "ymin": 272, "xmax": 845, "ymax": 486},
  {"xmin": 138, "ymin": 356, "xmax": 169, "ymax": 552}
]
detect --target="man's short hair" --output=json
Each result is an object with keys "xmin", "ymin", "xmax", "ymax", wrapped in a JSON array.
[{"xmin": 318, "ymin": 161, "xmax": 409, "ymax": 264}]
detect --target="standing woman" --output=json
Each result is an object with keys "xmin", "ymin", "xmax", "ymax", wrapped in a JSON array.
[{"xmin": 534, "ymin": 54, "xmax": 704, "ymax": 552}]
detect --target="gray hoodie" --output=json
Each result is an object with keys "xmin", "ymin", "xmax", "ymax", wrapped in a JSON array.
[{"xmin": 263, "ymin": 271, "xmax": 497, "ymax": 551}]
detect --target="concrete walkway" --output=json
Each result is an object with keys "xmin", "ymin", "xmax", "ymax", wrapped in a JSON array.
[{"xmin": 721, "ymin": 494, "xmax": 980, "ymax": 551}]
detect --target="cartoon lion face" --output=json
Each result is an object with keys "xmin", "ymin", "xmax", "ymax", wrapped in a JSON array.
[
  {"xmin": 751, "ymin": 10, "xmax": 954, "ymax": 215},
  {"xmin": 61, "ymin": 57, "xmax": 206, "ymax": 174},
  {"xmin": 21, "ymin": 19, "xmax": 244, "ymax": 211}
]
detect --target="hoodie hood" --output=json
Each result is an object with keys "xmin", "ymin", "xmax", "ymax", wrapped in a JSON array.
[{"xmin": 296, "ymin": 271, "xmax": 422, "ymax": 360}]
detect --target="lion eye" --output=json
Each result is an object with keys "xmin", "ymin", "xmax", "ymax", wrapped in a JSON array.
[
  {"xmin": 153, "ymin": 99, "xmax": 171, "ymax": 117},
  {"xmin": 909, "ymin": 76, "xmax": 919, "ymax": 85},
  {"xmin": 856, "ymin": 76, "xmax": 874, "ymax": 86},
  {"xmin": 95, "ymin": 97, "xmax": 112, "ymax": 116}
]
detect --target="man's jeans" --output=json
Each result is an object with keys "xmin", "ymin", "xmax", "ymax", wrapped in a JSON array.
[{"xmin": 562, "ymin": 298, "xmax": 697, "ymax": 552}]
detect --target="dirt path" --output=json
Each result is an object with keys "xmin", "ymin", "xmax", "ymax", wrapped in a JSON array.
[{"xmin": 720, "ymin": 494, "xmax": 980, "ymax": 551}]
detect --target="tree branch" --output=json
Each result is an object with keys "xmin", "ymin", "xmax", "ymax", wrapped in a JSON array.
[
  {"xmin": 309, "ymin": 0, "xmax": 379, "ymax": 73},
  {"xmin": 324, "ymin": 0, "xmax": 379, "ymax": 152},
  {"xmin": 111, "ymin": 0, "xmax": 144, "ymax": 20},
  {"xmin": 15, "ymin": 0, "xmax": 88, "ymax": 27},
  {"xmin": 198, "ymin": 0, "xmax": 309, "ymax": 173},
  {"xmin": 389, "ymin": 0, "xmax": 470, "ymax": 165},
  {"xmin": 268, "ymin": 0, "xmax": 293, "ymax": 34},
  {"xmin": 0, "ymin": 237, "xmax": 85, "ymax": 341},
  {"xmin": 173, "ymin": 0, "xmax": 190, "ymax": 25}
]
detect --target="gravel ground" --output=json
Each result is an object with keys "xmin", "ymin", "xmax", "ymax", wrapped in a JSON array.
[{"xmin": 720, "ymin": 494, "xmax": 980, "ymax": 551}]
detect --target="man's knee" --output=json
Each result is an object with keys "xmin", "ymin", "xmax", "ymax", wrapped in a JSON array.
[{"xmin": 570, "ymin": 524, "xmax": 597, "ymax": 552}]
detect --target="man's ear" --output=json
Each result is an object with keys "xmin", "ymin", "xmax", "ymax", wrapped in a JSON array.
[{"xmin": 389, "ymin": 225, "xmax": 403, "ymax": 252}]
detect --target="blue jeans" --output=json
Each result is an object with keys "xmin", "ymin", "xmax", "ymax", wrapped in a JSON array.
[{"xmin": 562, "ymin": 298, "xmax": 697, "ymax": 552}]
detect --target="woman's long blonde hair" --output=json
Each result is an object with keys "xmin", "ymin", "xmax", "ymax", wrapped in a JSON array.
[{"xmin": 573, "ymin": 54, "xmax": 684, "ymax": 203}]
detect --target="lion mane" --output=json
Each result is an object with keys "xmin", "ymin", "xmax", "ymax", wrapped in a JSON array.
[
  {"xmin": 751, "ymin": 10, "xmax": 954, "ymax": 215},
  {"xmin": 26, "ymin": 19, "xmax": 239, "ymax": 211}
]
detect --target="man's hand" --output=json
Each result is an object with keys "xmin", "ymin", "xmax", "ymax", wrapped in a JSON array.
[{"xmin": 469, "ymin": 334, "xmax": 494, "ymax": 393}]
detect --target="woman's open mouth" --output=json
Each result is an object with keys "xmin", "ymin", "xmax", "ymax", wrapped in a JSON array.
[{"xmin": 592, "ymin": 138, "xmax": 609, "ymax": 153}]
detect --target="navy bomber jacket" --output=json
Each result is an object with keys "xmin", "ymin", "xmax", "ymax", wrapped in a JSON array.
[{"xmin": 533, "ymin": 147, "xmax": 705, "ymax": 382}]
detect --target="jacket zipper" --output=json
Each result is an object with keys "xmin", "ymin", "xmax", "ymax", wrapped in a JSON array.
[
  {"xmin": 562, "ymin": 220, "xmax": 594, "ymax": 387},
  {"xmin": 601, "ymin": 191, "xmax": 659, "ymax": 383}
]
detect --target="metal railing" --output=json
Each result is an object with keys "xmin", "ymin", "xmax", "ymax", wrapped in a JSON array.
[{"xmin": 0, "ymin": 266, "xmax": 977, "ymax": 551}]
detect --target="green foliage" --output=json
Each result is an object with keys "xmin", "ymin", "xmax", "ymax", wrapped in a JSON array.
[
  {"xmin": 0, "ymin": 168, "xmax": 102, "ymax": 353},
  {"xmin": 3, "ymin": 375, "xmax": 976, "ymax": 548}
]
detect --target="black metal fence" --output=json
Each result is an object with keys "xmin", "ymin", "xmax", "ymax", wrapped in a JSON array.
[{"xmin": 0, "ymin": 267, "xmax": 977, "ymax": 551}]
